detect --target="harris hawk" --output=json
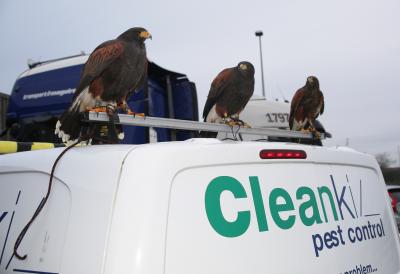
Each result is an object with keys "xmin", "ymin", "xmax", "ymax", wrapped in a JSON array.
[
  {"xmin": 55, "ymin": 27, "xmax": 151, "ymax": 144},
  {"xmin": 202, "ymin": 61, "xmax": 255, "ymax": 133},
  {"xmin": 289, "ymin": 76, "xmax": 324, "ymax": 137}
]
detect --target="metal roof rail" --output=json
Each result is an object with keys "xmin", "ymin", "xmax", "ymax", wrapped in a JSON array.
[{"xmin": 85, "ymin": 111, "xmax": 324, "ymax": 140}]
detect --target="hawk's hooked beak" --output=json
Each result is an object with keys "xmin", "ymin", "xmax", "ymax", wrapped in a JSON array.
[
  {"xmin": 239, "ymin": 63, "xmax": 248, "ymax": 70},
  {"xmin": 139, "ymin": 31, "xmax": 152, "ymax": 40}
]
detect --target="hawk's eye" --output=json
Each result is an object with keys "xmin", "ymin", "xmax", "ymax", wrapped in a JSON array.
[{"xmin": 239, "ymin": 64, "xmax": 247, "ymax": 70}]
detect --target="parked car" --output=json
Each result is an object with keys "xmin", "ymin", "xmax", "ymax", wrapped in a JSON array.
[
  {"xmin": 387, "ymin": 185, "xmax": 400, "ymax": 212},
  {"xmin": 387, "ymin": 185, "xmax": 400, "ymax": 232}
]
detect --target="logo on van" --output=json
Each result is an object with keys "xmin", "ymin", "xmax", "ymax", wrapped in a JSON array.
[
  {"xmin": 22, "ymin": 88, "xmax": 75, "ymax": 100},
  {"xmin": 204, "ymin": 175, "xmax": 387, "ymax": 258}
]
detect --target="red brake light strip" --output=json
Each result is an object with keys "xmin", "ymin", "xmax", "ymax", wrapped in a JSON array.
[{"xmin": 259, "ymin": 149, "xmax": 307, "ymax": 159}]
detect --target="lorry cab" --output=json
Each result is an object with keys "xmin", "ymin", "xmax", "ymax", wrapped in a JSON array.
[
  {"xmin": 6, "ymin": 55, "xmax": 198, "ymax": 144},
  {"xmin": 0, "ymin": 139, "xmax": 399, "ymax": 274}
]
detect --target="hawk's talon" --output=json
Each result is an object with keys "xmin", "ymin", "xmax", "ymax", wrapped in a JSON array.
[
  {"xmin": 230, "ymin": 117, "xmax": 251, "ymax": 128},
  {"xmin": 310, "ymin": 128, "xmax": 321, "ymax": 140},
  {"xmin": 106, "ymin": 104, "xmax": 116, "ymax": 116},
  {"xmin": 127, "ymin": 111, "xmax": 145, "ymax": 117},
  {"xmin": 222, "ymin": 117, "xmax": 235, "ymax": 127},
  {"xmin": 226, "ymin": 121, "xmax": 237, "ymax": 127},
  {"xmin": 242, "ymin": 122, "xmax": 251, "ymax": 128},
  {"xmin": 118, "ymin": 101, "xmax": 135, "ymax": 114},
  {"xmin": 87, "ymin": 106, "xmax": 107, "ymax": 113}
]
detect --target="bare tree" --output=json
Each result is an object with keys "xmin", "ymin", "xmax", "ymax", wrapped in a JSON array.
[{"xmin": 375, "ymin": 152, "xmax": 395, "ymax": 169}]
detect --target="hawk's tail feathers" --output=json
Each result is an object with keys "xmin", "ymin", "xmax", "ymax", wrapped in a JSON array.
[
  {"xmin": 55, "ymin": 86, "xmax": 96, "ymax": 144},
  {"xmin": 288, "ymin": 116, "xmax": 294, "ymax": 130},
  {"xmin": 55, "ymin": 109, "xmax": 83, "ymax": 144}
]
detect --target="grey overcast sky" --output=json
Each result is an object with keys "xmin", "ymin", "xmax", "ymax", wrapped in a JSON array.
[{"xmin": 1, "ymin": 0, "xmax": 399, "ymax": 164}]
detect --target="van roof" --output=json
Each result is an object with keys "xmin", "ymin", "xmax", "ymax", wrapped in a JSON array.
[
  {"xmin": 0, "ymin": 140, "xmax": 378, "ymax": 178},
  {"xmin": 0, "ymin": 140, "xmax": 379, "ymax": 206}
]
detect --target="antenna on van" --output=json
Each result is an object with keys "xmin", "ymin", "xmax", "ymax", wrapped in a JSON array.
[
  {"xmin": 27, "ymin": 59, "xmax": 35, "ymax": 69},
  {"xmin": 276, "ymin": 85, "xmax": 289, "ymax": 103}
]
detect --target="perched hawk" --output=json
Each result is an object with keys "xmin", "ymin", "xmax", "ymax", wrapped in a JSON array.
[
  {"xmin": 55, "ymin": 27, "xmax": 151, "ymax": 143},
  {"xmin": 289, "ymin": 76, "xmax": 324, "ymax": 136},
  {"xmin": 203, "ymin": 61, "xmax": 255, "ymax": 128}
]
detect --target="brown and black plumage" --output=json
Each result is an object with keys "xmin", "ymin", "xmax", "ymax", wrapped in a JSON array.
[
  {"xmin": 289, "ymin": 76, "xmax": 324, "ymax": 135},
  {"xmin": 203, "ymin": 61, "xmax": 255, "ymax": 126},
  {"xmin": 55, "ymin": 27, "xmax": 151, "ymax": 143}
]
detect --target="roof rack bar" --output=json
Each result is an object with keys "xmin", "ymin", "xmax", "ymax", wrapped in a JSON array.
[{"xmin": 85, "ymin": 112, "xmax": 323, "ymax": 140}]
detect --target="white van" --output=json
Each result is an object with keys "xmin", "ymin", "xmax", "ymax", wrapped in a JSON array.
[{"xmin": 0, "ymin": 139, "xmax": 399, "ymax": 274}]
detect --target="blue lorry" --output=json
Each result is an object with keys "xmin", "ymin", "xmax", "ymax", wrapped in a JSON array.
[{"xmin": 6, "ymin": 54, "xmax": 198, "ymax": 143}]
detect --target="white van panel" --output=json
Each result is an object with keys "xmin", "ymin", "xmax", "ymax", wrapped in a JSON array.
[
  {"xmin": 0, "ymin": 142, "xmax": 398, "ymax": 274},
  {"xmin": 165, "ymin": 163, "xmax": 400, "ymax": 274},
  {"xmin": 0, "ymin": 172, "xmax": 70, "ymax": 273},
  {"xmin": 0, "ymin": 145, "xmax": 132, "ymax": 274}
]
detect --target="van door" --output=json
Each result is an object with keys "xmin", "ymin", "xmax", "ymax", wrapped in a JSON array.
[
  {"xmin": 0, "ymin": 171, "xmax": 70, "ymax": 274},
  {"xmin": 165, "ymin": 162, "xmax": 400, "ymax": 274}
]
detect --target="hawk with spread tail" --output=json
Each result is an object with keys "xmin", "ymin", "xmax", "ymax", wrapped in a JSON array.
[{"xmin": 55, "ymin": 27, "xmax": 151, "ymax": 143}]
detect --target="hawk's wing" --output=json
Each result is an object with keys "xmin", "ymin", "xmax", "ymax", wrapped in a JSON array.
[
  {"xmin": 202, "ymin": 68, "xmax": 233, "ymax": 120},
  {"xmin": 312, "ymin": 90, "xmax": 325, "ymax": 120},
  {"xmin": 319, "ymin": 91, "xmax": 324, "ymax": 115},
  {"xmin": 125, "ymin": 59, "xmax": 148, "ymax": 100},
  {"xmin": 73, "ymin": 40, "xmax": 124, "ymax": 99},
  {"xmin": 289, "ymin": 88, "xmax": 306, "ymax": 129}
]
